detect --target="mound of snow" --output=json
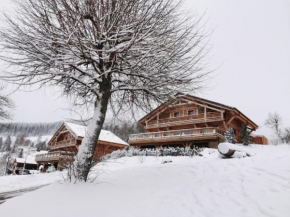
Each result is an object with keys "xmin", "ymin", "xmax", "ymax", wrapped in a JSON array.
[{"xmin": 218, "ymin": 143, "xmax": 255, "ymax": 157}]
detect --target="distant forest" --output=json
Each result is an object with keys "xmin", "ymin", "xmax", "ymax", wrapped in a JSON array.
[
  {"xmin": 0, "ymin": 122, "xmax": 63, "ymax": 136},
  {"xmin": 103, "ymin": 121, "xmax": 145, "ymax": 142}
]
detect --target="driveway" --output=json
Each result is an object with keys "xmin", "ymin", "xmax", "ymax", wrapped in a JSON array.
[{"xmin": 0, "ymin": 185, "xmax": 47, "ymax": 205}]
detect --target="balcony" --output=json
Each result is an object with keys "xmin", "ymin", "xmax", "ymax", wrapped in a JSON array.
[
  {"xmin": 146, "ymin": 112, "xmax": 223, "ymax": 129},
  {"xmin": 35, "ymin": 151, "xmax": 75, "ymax": 162},
  {"xmin": 50, "ymin": 140, "xmax": 77, "ymax": 150},
  {"xmin": 129, "ymin": 127, "xmax": 223, "ymax": 145}
]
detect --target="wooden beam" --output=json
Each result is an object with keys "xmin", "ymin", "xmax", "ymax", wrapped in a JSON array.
[
  {"xmin": 227, "ymin": 116, "xmax": 236, "ymax": 126},
  {"xmin": 223, "ymin": 121, "xmax": 227, "ymax": 130}
]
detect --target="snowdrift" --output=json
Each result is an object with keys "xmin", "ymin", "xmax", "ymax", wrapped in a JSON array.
[{"xmin": 218, "ymin": 143, "xmax": 255, "ymax": 157}]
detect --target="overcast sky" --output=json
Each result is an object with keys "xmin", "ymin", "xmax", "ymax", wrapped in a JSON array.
[{"xmin": 0, "ymin": 0, "xmax": 289, "ymax": 137}]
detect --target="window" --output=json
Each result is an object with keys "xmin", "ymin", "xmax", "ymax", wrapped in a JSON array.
[
  {"xmin": 159, "ymin": 113, "xmax": 170, "ymax": 119},
  {"xmin": 174, "ymin": 112, "xmax": 180, "ymax": 117},
  {"xmin": 188, "ymin": 110, "xmax": 195, "ymax": 116},
  {"xmin": 163, "ymin": 133, "xmax": 169, "ymax": 137},
  {"xmin": 212, "ymin": 125, "xmax": 219, "ymax": 128},
  {"xmin": 184, "ymin": 131, "xmax": 192, "ymax": 135},
  {"xmin": 198, "ymin": 107, "xmax": 205, "ymax": 114}
]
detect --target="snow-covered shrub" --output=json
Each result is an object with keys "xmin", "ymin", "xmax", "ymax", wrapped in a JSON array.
[
  {"xmin": 101, "ymin": 146, "xmax": 204, "ymax": 161},
  {"xmin": 239, "ymin": 124, "xmax": 252, "ymax": 146},
  {"xmin": 224, "ymin": 127, "xmax": 237, "ymax": 144}
]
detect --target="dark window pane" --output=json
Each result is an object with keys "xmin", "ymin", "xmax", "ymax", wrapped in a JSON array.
[
  {"xmin": 188, "ymin": 110, "xmax": 194, "ymax": 115},
  {"xmin": 174, "ymin": 112, "xmax": 180, "ymax": 117},
  {"xmin": 198, "ymin": 107, "xmax": 205, "ymax": 114},
  {"xmin": 160, "ymin": 113, "xmax": 170, "ymax": 119}
]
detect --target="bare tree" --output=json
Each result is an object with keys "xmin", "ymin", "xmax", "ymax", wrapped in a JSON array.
[
  {"xmin": 0, "ymin": 0, "xmax": 210, "ymax": 181},
  {"xmin": 0, "ymin": 86, "xmax": 14, "ymax": 120},
  {"xmin": 265, "ymin": 112, "xmax": 282, "ymax": 144},
  {"xmin": 282, "ymin": 127, "xmax": 290, "ymax": 144}
]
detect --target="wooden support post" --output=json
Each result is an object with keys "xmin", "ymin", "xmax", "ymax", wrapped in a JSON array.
[
  {"xmin": 157, "ymin": 113, "xmax": 159, "ymax": 126},
  {"xmin": 204, "ymin": 106, "xmax": 207, "ymax": 120},
  {"xmin": 223, "ymin": 121, "xmax": 227, "ymax": 130}
]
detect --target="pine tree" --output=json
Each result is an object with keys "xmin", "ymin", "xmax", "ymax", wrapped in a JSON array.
[
  {"xmin": 224, "ymin": 127, "xmax": 237, "ymax": 144},
  {"xmin": 239, "ymin": 124, "xmax": 252, "ymax": 146},
  {"xmin": 36, "ymin": 141, "xmax": 47, "ymax": 151},
  {"xmin": 4, "ymin": 135, "xmax": 12, "ymax": 152},
  {"xmin": 18, "ymin": 149, "xmax": 23, "ymax": 158}
]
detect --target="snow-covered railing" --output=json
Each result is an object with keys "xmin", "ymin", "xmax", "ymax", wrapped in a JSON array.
[
  {"xmin": 35, "ymin": 151, "xmax": 75, "ymax": 161},
  {"xmin": 129, "ymin": 127, "xmax": 222, "ymax": 141},
  {"xmin": 50, "ymin": 143, "xmax": 77, "ymax": 150},
  {"xmin": 146, "ymin": 112, "xmax": 223, "ymax": 129}
]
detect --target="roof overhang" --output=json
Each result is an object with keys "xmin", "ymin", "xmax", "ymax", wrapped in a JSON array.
[{"xmin": 138, "ymin": 93, "xmax": 258, "ymax": 130}]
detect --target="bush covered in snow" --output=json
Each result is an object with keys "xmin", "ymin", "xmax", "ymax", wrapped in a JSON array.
[
  {"xmin": 102, "ymin": 147, "xmax": 204, "ymax": 161},
  {"xmin": 224, "ymin": 127, "xmax": 237, "ymax": 144}
]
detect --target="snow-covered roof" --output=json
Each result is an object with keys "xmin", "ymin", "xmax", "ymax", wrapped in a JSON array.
[
  {"xmin": 65, "ymin": 122, "xmax": 86, "ymax": 138},
  {"xmin": 15, "ymin": 157, "xmax": 37, "ymax": 165},
  {"xmin": 64, "ymin": 122, "xmax": 128, "ymax": 146}
]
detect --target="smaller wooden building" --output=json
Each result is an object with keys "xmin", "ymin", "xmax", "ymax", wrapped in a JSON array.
[
  {"xmin": 35, "ymin": 122, "xmax": 128, "ymax": 171},
  {"xmin": 252, "ymin": 135, "xmax": 268, "ymax": 145},
  {"xmin": 13, "ymin": 158, "xmax": 38, "ymax": 170}
]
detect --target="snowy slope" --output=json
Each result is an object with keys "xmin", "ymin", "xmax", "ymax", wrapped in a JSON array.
[
  {"xmin": 0, "ymin": 172, "xmax": 63, "ymax": 193},
  {"xmin": 0, "ymin": 145, "xmax": 290, "ymax": 217}
]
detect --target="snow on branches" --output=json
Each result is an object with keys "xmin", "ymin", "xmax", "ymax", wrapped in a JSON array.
[
  {"xmin": 0, "ymin": 0, "xmax": 209, "ymax": 112},
  {"xmin": 0, "ymin": 0, "xmax": 210, "ymax": 181}
]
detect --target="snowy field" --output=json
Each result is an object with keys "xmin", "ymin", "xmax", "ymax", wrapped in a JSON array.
[
  {"xmin": 0, "ymin": 172, "xmax": 63, "ymax": 193},
  {"xmin": 0, "ymin": 145, "xmax": 290, "ymax": 217}
]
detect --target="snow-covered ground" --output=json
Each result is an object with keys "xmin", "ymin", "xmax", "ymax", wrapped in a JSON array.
[
  {"xmin": 0, "ymin": 172, "xmax": 63, "ymax": 193},
  {"xmin": 0, "ymin": 145, "xmax": 290, "ymax": 217}
]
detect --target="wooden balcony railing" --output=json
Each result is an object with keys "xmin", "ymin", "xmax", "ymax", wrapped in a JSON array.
[
  {"xmin": 146, "ymin": 112, "xmax": 223, "ymax": 129},
  {"xmin": 129, "ymin": 127, "xmax": 223, "ymax": 142},
  {"xmin": 35, "ymin": 151, "xmax": 75, "ymax": 162},
  {"xmin": 50, "ymin": 142, "xmax": 77, "ymax": 150}
]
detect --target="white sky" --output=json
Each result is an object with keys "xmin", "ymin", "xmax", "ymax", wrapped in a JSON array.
[{"xmin": 0, "ymin": 0, "xmax": 290, "ymax": 137}]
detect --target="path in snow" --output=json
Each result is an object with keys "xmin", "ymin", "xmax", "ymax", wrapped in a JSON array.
[{"xmin": 0, "ymin": 185, "xmax": 46, "ymax": 205}]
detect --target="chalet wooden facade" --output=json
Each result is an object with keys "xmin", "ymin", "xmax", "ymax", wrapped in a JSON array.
[
  {"xmin": 129, "ymin": 94, "xmax": 266, "ymax": 149},
  {"xmin": 35, "ymin": 122, "xmax": 128, "ymax": 171}
]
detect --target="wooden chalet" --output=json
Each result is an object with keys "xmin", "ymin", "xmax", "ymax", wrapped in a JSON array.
[
  {"xmin": 129, "ymin": 94, "xmax": 266, "ymax": 149},
  {"xmin": 35, "ymin": 122, "xmax": 128, "ymax": 171},
  {"xmin": 13, "ymin": 158, "xmax": 38, "ymax": 170}
]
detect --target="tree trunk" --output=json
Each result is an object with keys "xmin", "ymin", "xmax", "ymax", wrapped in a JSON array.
[{"xmin": 76, "ymin": 77, "xmax": 112, "ymax": 182}]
